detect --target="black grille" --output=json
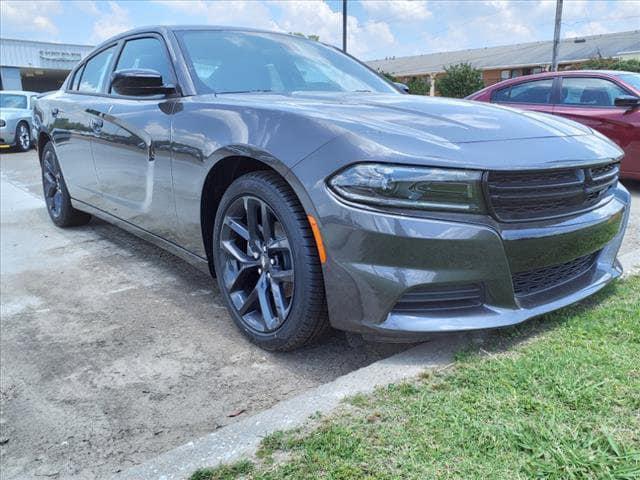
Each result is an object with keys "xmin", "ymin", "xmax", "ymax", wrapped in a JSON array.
[
  {"xmin": 486, "ymin": 163, "xmax": 619, "ymax": 222},
  {"xmin": 392, "ymin": 284, "xmax": 483, "ymax": 314},
  {"xmin": 512, "ymin": 252, "xmax": 599, "ymax": 296}
]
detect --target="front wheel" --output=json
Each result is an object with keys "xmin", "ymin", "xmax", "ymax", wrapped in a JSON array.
[
  {"xmin": 212, "ymin": 171, "xmax": 329, "ymax": 351},
  {"xmin": 15, "ymin": 122, "xmax": 31, "ymax": 152}
]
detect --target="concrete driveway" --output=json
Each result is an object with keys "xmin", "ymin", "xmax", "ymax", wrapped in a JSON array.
[
  {"xmin": 1, "ymin": 149, "xmax": 638, "ymax": 479},
  {"xmin": 0, "ymin": 150, "xmax": 409, "ymax": 479}
]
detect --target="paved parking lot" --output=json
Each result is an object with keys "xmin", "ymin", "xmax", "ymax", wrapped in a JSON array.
[
  {"xmin": 0, "ymin": 150, "xmax": 409, "ymax": 479},
  {"xmin": 1, "ymin": 149, "xmax": 638, "ymax": 479}
]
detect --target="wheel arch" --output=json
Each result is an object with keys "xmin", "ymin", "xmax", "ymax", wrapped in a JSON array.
[
  {"xmin": 199, "ymin": 152, "xmax": 315, "ymax": 275},
  {"xmin": 37, "ymin": 131, "xmax": 53, "ymax": 164}
]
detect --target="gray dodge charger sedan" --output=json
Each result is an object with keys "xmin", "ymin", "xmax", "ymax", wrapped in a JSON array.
[{"xmin": 33, "ymin": 26, "xmax": 630, "ymax": 351}]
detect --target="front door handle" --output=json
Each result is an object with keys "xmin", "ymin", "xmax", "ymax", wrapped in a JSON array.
[{"xmin": 51, "ymin": 107, "xmax": 59, "ymax": 117}]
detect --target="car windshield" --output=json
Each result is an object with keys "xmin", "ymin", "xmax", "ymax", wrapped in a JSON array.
[
  {"xmin": 0, "ymin": 94, "xmax": 28, "ymax": 109},
  {"xmin": 175, "ymin": 30, "xmax": 397, "ymax": 95},
  {"xmin": 613, "ymin": 73, "xmax": 640, "ymax": 92}
]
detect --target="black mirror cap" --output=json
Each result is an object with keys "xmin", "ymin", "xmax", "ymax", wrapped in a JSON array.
[
  {"xmin": 111, "ymin": 69, "xmax": 177, "ymax": 96},
  {"xmin": 394, "ymin": 82, "xmax": 410, "ymax": 94},
  {"xmin": 614, "ymin": 95, "xmax": 639, "ymax": 108}
]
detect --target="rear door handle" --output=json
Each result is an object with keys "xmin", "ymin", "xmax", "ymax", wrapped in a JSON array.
[{"xmin": 51, "ymin": 107, "xmax": 59, "ymax": 117}]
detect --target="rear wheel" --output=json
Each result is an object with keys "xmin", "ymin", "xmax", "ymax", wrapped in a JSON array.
[
  {"xmin": 41, "ymin": 141, "xmax": 91, "ymax": 227},
  {"xmin": 212, "ymin": 171, "xmax": 329, "ymax": 351},
  {"xmin": 15, "ymin": 122, "xmax": 31, "ymax": 152}
]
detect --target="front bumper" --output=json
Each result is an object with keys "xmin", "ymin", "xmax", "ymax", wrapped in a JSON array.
[
  {"xmin": 313, "ymin": 182, "xmax": 630, "ymax": 340},
  {"xmin": 0, "ymin": 123, "xmax": 16, "ymax": 148}
]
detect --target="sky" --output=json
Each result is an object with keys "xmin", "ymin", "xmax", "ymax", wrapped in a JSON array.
[{"xmin": 1, "ymin": 0, "xmax": 639, "ymax": 61}]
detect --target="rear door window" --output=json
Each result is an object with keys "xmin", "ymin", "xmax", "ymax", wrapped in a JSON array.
[
  {"xmin": 560, "ymin": 77, "xmax": 629, "ymax": 107},
  {"xmin": 492, "ymin": 79, "xmax": 554, "ymax": 104},
  {"xmin": 70, "ymin": 65, "xmax": 84, "ymax": 90},
  {"xmin": 78, "ymin": 46, "xmax": 116, "ymax": 93}
]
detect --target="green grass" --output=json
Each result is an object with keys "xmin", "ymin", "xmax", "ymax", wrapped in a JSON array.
[{"xmin": 191, "ymin": 277, "xmax": 640, "ymax": 480}]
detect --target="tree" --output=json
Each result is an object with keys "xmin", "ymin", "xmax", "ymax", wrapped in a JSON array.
[
  {"xmin": 290, "ymin": 32, "xmax": 320, "ymax": 41},
  {"xmin": 435, "ymin": 63, "xmax": 484, "ymax": 98},
  {"xmin": 578, "ymin": 57, "xmax": 640, "ymax": 73},
  {"xmin": 406, "ymin": 76, "xmax": 430, "ymax": 95},
  {"xmin": 379, "ymin": 72, "xmax": 431, "ymax": 95},
  {"xmin": 380, "ymin": 71, "xmax": 397, "ymax": 82}
]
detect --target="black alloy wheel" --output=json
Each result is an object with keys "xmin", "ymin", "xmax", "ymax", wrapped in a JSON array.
[
  {"xmin": 42, "ymin": 147, "xmax": 64, "ymax": 220},
  {"xmin": 213, "ymin": 171, "xmax": 329, "ymax": 351},
  {"xmin": 41, "ymin": 141, "xmax": 91, "ymax": 227},
  {"xmin": 220, "ymin": 195, "xmax": 295, "ymax": 333}
]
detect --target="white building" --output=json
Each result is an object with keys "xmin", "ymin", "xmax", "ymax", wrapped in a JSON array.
[{"xmin": 0, "ymin": 38, "xmax": 94, "ymax": 92}]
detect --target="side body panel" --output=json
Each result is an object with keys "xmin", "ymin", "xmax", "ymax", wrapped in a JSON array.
[
  {"xmin": 87, "ymin": 96, "xmax": 179, "ymax": 239},
  {"xmin": 43, "ymin": 92, "xmax": 102, "ymax": 206}
]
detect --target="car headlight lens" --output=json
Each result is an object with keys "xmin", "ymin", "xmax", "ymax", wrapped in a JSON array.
[
  {"xmin": 0, "ymin": 119, "xmax": 6, "ymax": 127},
  {"xmin": 328, "ymin": 163, "xmax": 485, "ymax": 212}
]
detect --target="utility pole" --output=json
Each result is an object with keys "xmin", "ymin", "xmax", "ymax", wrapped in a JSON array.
[
  {"xmin": 342, "ymin": 0, "xmax": 347, "ymax": 53},
  {"xmin": 551, "ymin": 0, "xmax": 563, "ymax": 71}
]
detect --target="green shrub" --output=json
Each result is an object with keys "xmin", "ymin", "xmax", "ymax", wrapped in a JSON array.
[
  {"xmin": 578, "ymin": 57, "xmax": 640, "ymax": 72},
  {"xmin": 436, "ymin": 62, "xmax": 485, "ymax": 98}
]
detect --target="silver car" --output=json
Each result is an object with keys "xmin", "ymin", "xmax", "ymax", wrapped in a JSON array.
[{"xmin": 0, "ymin": 90, "xmax": 37, "ymax": 152}]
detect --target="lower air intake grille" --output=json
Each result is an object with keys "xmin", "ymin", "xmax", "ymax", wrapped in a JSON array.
[
  {"xmin": 392, "ymin": 284, "xmax": 483, "ymax": 314},
  {"xmin": 512, "ymin": 252, "xmax": 599, "ymax": 296}
]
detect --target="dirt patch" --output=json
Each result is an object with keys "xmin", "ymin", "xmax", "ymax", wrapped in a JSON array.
[{"xmin": 0, "ymin": 151, "xmax": 408, "ymax": 479}]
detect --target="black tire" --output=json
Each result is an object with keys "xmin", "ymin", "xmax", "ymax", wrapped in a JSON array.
[
  {"xmin": 212, "ymin": 171, "xmax": 329, "ymax": 351},
  {"xmin": 15, "ymin": 121, "xmax": 31, "ymax": 152},
  {"xmin": 41, "ymin": 141, "xmax": 91, "ymax": 227}
]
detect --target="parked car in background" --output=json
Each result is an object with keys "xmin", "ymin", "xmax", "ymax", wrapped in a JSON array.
[
  {"xmin": 0, "ymin": 90, "xmax": 38, "ymax": 152},
  {"xmin": 33, "ymin": 27, "xmax": 630, "ymax": 351},
  {"xmin": 467, "ymin": 71, "xmax": 640, "ymax": 180}
]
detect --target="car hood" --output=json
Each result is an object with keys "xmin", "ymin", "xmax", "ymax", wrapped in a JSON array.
[{"xmin": 210, "ymin": 92, "xmax": 592, "ymax": 145}]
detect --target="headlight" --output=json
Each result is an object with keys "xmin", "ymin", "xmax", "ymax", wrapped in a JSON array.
[
  {"xmin": 0, "ymin": 119, "xmax": 6, "ymax": 127},
  {"xmin": 328, "ymin": 163, "xmax": 485, "ymax": 213}
]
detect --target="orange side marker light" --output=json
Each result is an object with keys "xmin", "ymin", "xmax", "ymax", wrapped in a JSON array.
[{"xmin": 307, "ymin": 215, "xmax": 327, "ymax": 264}]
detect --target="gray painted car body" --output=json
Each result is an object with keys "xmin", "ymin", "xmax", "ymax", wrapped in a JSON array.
[{"xmin": 33, "ymin": 26, "xmax": 630, "ymax": 340}]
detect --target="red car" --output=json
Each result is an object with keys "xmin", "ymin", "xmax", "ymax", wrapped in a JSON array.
[{"xmin": 468, "ymin": 70, "xmax": 640, "ymax": 180}]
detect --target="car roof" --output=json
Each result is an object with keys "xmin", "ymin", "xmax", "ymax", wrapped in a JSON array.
[
  {"xmin": 92, "ymin": 25, "xmax": 312, "ymax": 50},
  {"xmin": 0, "ymin": 90, "xmax": 38, "ymax": 95}
]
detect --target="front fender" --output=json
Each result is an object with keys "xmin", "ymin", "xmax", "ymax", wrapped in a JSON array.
[{"xmin": 170, "ymin": 98, "xmax": 343, "ymax": 257}]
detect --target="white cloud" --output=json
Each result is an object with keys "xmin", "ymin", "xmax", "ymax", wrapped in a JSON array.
[
  {"xmin": 152, "ymin": 0, "xmax": 396, "ymax": 59},
  {"xmin": 153, "ymin": 0, "xmax": 278, "ymax": 30},
  {"xmin": 0, "ymin": 0, "xmax": 61, "ymax": 36},
  {"xmin": 75, "ymin": 1, "xmax": 101, "ymax": 17},
  {"xmin": 90, "ymin": 1, "xmax": 133, "ymax": 43},
  {"xmin": 273, "ymin": 0, "xmax": 396, "ymax": 58},
  {"xmin": 361, "ymin": 0, "xmax": 432, "ymax": 23}
]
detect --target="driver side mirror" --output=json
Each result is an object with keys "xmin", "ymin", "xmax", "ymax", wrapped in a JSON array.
[
  {"xmin": 394, "ymin": 82, "xmax": 410, "ymax": 94},
  {"xmin": 111, "ymin": 69, "xmax": 177, "ymax": 96},
  {"xmin": 614, "ymin": 95, "xmax": 639, "ymax": 109}
]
